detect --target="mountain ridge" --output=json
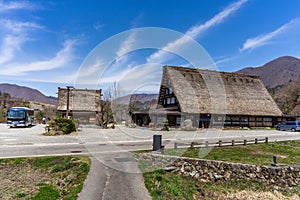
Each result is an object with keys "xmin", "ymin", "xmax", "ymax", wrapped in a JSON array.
[
  {"xmin": 0, "ymin": 83, "xmax": 57, "ymax": 105},
  {"xmin": 115, "ymin": 93, "xmax": 158, "ymax": 105},
  {"xmin": 237, "ymin": 56, "xmax": 300, "ymax": 115},
  {"xmin": 237, "ymin": 56, "xmax": 300, "ymax": 88}
]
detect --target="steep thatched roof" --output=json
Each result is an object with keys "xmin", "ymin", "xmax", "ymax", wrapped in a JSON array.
[
  {"xmin": 158, "ymin": 66, "xmax": 282, "ymax": 116},
  {"xmin": 57, "ymin": 87, "xmax": 101, "ymax": 111}
]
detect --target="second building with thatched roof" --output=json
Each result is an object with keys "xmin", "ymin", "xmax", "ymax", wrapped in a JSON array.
[{"xmin": 148, "ymin": 66, "xmax": 283, "ymax": 128}]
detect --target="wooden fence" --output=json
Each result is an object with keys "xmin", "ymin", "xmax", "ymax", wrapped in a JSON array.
[{"xmin": 174, "ymin": 137, "xmax": 268, "ymax": 149}]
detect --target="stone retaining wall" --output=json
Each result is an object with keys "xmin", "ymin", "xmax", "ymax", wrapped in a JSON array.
[{"xmin": 138, "ymin": 153, "xmax": 300, "ymax": 188}]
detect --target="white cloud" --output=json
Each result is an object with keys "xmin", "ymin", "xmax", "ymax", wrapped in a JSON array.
[
  {"xmin": 116, "ymin": 32, "xmax": 136, "ymax": 59},
  {"xmin": 214, "ymin": 55, "xmax": 240, "ymax": 65},
  {"xmin": 93, "ymin": 22, "xmax": 104, "ymax": 31},
  {"xmin": 0, "ymin": 35, "xmax": 23, "ymax": 64},
  {"xmin": 0, "ymin": 19, "xmax": 43, "ymax": 33},
  {"xmin": 101, "ymin": 63, "xmax": 162, "ymax": 94},
  {"xmin": 0, "ymin": 0, "xmax": 38, "ymax": 12},
  {"xmin": 74, "ymin": 29, "xmax": 139, "ymax": 88},
  {"xmin": 240, "ymin": 19, "xmax": 296, "ymax": 52},
  {"xmin": 0, "ymin": 18, "xmax": 75, "ymax": 77},
  {"xmin": 0, "ymin": 39, "xmax": 76, "ymax": 75},
  {"xmin": 146, "ymin": 0, "xmax": 248, "ymax": 64},
  {"xmin": 0, "ymin": 19, "xmax": 44, "ymax": 65},
  {"xmin": 25, "ymin": 73, "xmax": 77, "ymax": 84},
  {"xmin": 77, "ymin": 58, "xmax": 107, "ymax": 79},
  {"xmin": 130, "ymin": 12, "xmax": 143, "ymax": 28},
  {"xmin": 0, "ymin": 1, "xmax": 79, "ymax": 87},
  {"xmin": 186, "ymin": 0, "xmax": 248, "ymax": 38}
]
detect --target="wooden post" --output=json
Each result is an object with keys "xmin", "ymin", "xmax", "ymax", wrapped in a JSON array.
[
  {"xmin": 174, "ymin": 142, "xmax": 178, "ymax": 149},
  {"xmin": 265, "ymin": 137, "xmax": 268, "ymax": 143},
  {"xmin": 244, "ymin": 139, "xmax": 247, "ymax": 145},
  {"xmin": 190, "ymin": 142, "xmax": 194, "ymax": 148},
  {"xmin": 219, "ymin": 140, "xmax": 222, "ymax": 147},
  {"xmin": 205, "ymin": 141, "xmax": 209, "ymax": 148},
  {"xmin": 232, "ymin": 140, "xmax": 235, "ymax": 146},
  {"xmin": 255, "ymin": 138, "xmax": 258, "ymax": 144}
]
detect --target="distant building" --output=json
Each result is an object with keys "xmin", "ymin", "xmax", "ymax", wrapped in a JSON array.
[
  {"xmin": 57, "ymin": 87, "xmax": 102, "ymax": 124},
  {"xmin": 147, "ymin": 66, "xmax": 283, "ymax": 128},
  {"xmin": 30, "ymin": 101, "xmax": 57, "ymax": 120}
]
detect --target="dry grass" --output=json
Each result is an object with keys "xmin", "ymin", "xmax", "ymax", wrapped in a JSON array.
[
  {"xmin": 223, "ymin": 190, "xmax": 299, "ymax": 200},
  {"xmin": 0, "ymin": 161, "xmax": 55, "ymax": 199},
  {"xmin": 0, "ymin": 156, "xmax": 90, "ymax": 199}
]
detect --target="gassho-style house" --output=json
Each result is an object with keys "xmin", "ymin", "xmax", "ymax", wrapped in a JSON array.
[
  {"xmin": 57, "ymin": 87, "xmax": 102, "ymax": 124},
  {"xmin": 131, "ymin": 66, "xmax": 283, "ymax": 128}
]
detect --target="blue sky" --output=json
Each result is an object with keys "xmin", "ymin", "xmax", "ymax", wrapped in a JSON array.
[{"xmin": 0, "ymin": 0, "xmax": 300, "ymax": 97}]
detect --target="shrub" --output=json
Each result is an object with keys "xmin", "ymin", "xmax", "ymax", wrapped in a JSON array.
[
  {"xmin": 49, "ymin": 118, "xmax": 76, "ymax": 134},
  {"xmin": 35, "ymin": 111, "xmax": 45, "ymax": 123}
]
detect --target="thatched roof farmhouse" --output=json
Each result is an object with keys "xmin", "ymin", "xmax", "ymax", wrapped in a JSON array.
[
  {"xmin": 148, "ymin": 66, "xmax": 282, "ymax": 128},
  {"xmin": 57, "ymin": 87, "xmax": 101, "ymax": 124}
]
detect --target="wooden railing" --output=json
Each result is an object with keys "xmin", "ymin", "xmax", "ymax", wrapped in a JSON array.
[{"xmin": 174, "ymin": 137, "xmax": 268, "ymax": 149}]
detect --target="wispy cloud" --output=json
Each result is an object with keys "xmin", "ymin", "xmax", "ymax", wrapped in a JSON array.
[
  {"xmin": 0, "ymin": 19, "xmax": 43, "ymax": 33},
  {"xmin": 0, "ymin": 1, "xmax": 43, "ymax": 65},
  {"xmin": 0, "ymin": 0, "xmax": 38, "ymax": 12},
  {"xmin": 130, "ymin": 12, "xmax": 143, "ymax": 28},
  {"xmin": 76, "ymin": 58, "xmax": 107, "ymax": 80},
  {"xmin": 240, "ymin": 19, "xmax": 297, "ymax": 52},
  {"xmin": 146, "ymin": 0, "xmax": 248, "ymax": 64},
  {"xmin": 116, "ymin": 32, "xmax": 136, "ymax": 59},
  {"xmin": 214, "ymin": 55, "xmax": 240, "ymax": 65},
  {"xmin": 0, "ymin": 19, "xmax": 44, "ymax": 65},
  {"xmin": 116, "ymin": 12, "xmax": 143, "ymax": 60},
  {"xmin": 186, "ymin": 0, "xmax": 248, "ymax": 38},
  {"xmin": 0, "ymin": 1, "xmax": 79, "ymax": 88},
  {"xmin": 93, "ymin": 22, "xmax": 104, "ymax": 31},
  {"xmin": 100, "ymin": 63, "xmax": 162, "ymax": 94},
  {"xmin": 0, "ymin": 35, "xmax": 23, "ymax": 64},
  {"xmin": 0, "ymin": 39, "xmax": 76, "ymax": 75}
]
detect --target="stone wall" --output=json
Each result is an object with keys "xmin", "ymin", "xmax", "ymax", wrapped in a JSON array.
[{"xmin": 138, "ymin": 153, "xmax": 300, "ymax": 188}]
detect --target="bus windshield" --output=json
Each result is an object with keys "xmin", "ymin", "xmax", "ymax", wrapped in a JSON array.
[{"xmin": 7, "ymin": 110, "xmax": 25, "ymax": 119}]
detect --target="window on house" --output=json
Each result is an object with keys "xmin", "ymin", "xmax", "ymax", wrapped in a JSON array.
[
  {"xmin": 176, "ymin": 117, "xmax": 181, "ymax": 125},
  {"xmin": 256, "ymin": 117, "xmax": 262, "ymax": 121},
  {"xmin": 165, "ymin": 97, "xmax": 176, "ymax": 105},
  {"xmin": 167, "ymin": 98, "xmax": 171, "ymax": 104},
  {"xmin": 169, "ymin": 88, "xmax": 173, "ymax": 94},
  {"xmin": 170, "ymin": 97, "xmax": 175, "ymax": 104},
  {"xmin": 165, "ymin": 88, "xmax": 169, "ymax": 95}
]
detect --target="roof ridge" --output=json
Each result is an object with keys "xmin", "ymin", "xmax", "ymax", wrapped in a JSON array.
[{"xmin": 164, "ymin": 65, "xmax": 260, "ymax": 78}]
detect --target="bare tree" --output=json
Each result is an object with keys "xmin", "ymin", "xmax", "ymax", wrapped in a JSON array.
[{"xmin": 98, "ymin": 82, "xmax": 120, "ymax": 128}]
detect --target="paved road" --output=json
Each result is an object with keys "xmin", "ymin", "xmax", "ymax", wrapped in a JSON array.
[
  {"xmin": 1, "ymin": 124, "xmax": 300, "ymax": 199},
  {"xmin": 78, "ymin": 154, "xmax": 151, "ymax": 200}
]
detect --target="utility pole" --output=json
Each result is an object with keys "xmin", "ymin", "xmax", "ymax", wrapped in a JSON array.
[{"xmin": 66, "ymin": 86, "xmax": 74, "ymax": 118}]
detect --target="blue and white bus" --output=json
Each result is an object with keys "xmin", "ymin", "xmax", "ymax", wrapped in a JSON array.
[{"xmin": 7, "ymin": 107, "xmax": 34, "ymax": 127}]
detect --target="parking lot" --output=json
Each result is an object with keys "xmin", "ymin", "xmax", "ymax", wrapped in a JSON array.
[
  {"xmin": 0, "ymin": 123, "xmax": 79, "ymax": 146},
  {"xmin": 1, "ymin": 124, "xmax": 300, "ymax": 147}
]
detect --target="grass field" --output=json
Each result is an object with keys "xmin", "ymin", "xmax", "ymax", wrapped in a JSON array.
[{"xmin": 164, "ymin": 140, "xmax": 300, "ymax": 166}]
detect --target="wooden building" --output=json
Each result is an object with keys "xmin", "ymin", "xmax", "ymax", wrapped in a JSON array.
[
  {"xmin": 150, "ymin": 66, "xmax": 283, "ymax": 128},
  {"xmin": 57, "ymin": 87, "xmax": 101, "ymax": 124}
]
